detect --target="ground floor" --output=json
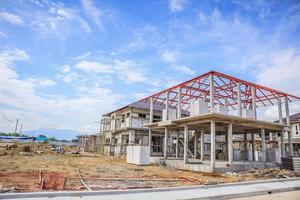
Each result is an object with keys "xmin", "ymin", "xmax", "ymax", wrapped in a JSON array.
[{"xmin": 146, "ymin": 113, "xmax": 289, "ymax": 172}]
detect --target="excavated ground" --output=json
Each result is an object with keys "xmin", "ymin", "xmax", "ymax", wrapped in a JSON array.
[{"xmin": 0, "ymin": 142, "xmax": 297, "ymax": 193}]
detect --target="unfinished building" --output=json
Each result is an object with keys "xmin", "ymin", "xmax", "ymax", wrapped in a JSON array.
[{"xmin": 99, "ymin": 71, "xmax": 300, "ymax": 172}]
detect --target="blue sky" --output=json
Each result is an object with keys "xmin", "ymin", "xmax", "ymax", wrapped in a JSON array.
[{"xmin": 0, "ymin": 0, "xmax": 300, "ymax": 135}]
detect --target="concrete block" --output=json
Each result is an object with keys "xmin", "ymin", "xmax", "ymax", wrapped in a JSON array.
[
  {"xmin": 162, "ymin": 108, "xmax": 177, "ymax": 121},
  {"xmin": 126, "ymin": 145, "xmax": 150, "ymax": 165},
  {"xmin": 215, "ymin": 105, "xmax": 228, "ymax": 115},
  {"xmin": 242, "ymin": 109, "xmax": 254, "ymax": 119},
  {"xmin": 190, "ymin": 99, "xmax": 209, "ymax": 116}
]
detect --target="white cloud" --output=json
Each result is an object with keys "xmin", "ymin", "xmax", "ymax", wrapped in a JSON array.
[
  {"xmin": 0, "ymin": 12, "xmax": 24, "ymax": 25},
  {"xmin": 256, "ymin": 49, "xmax": 300, "ymax": 96},
  {"xmin": 0, "ymin": 30, "xmax": 6, "ymax": 37},
  {"xmin": 168, "ymin": 0, "xmax": 186, "ymax": 12},
  {"xmin": 62, "ymin": 72, "xmax": 79, "ymax": 83},
  {"xmin": 31, "ymin": 4, "xmax": 92, "ymax": 35},
  {"xmin": 75, "ymin": 60, "xmax": 114, "ymax": 73},
  {"xmin": 0, "ymin": 49, "xmax": 120, "ymax": 133},
  {"xmin": 28, "ymin": 78, "xmax": 56, "ymax": 87},
  {"xmin": 81, "ymin": 0, "xmax": 103, "ymax": 29},
  {"xmin": 113, "ymin": 60, "xmax": 148, "ymax": 84},
  {"xmin": 123, "ymin": 25, "xmax": 163, "ymax": 51},
  {"xmin": 61, "ymin": 64, "xmax": 71, "ymax": 73},
  {"xmin": 73, "ymin": 52, "xmax": 91, "ymax": 60},
  {"xmin": 39, "ymin": 79, "xmax": 56, "ymax": 87},
  {"xmin": 159, "ymin": 49, "xmax": 195, "ymax": 76},
  {"xmin": 161, "ymin": 49, "xmax": 179, "ymax": 63},
  {"xmin": 173, "ymin": 65, "xmax": 195, "ymax": 76}
]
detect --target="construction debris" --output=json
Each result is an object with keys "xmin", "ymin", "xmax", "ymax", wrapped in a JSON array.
[
  {"xmin": 224, "ymin": 168, "xmax": 298, "ymax": 179},
  {"xmin": 1, "ymin": 142, "xmax": 298, "ymax": 193}
]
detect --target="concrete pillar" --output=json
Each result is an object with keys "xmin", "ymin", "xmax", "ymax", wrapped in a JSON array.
[
  {"xmin": 285, "ymin": 96, "xmax": 290, "ymax": 125},
  {"xmin": 166, "ymin": 91, "xmax": 169, "ymax": 120},
  {"xmin": 237, "ymin": 82, "xmax": 242, "ymax": 117},
  {"xmin": 148, "ymin": 129, "xmax": 152, "ymax": 147},
  {"xmin": 176, "ymin": 131, "xmax": 179, "ymax": 158},
  {"xmin": 210, "ymin": 74, "xmax": 214, "ymax": 112},
  {"xmin": 164, "ymin": 127, "xmax": 168, "ymax": 159},
  {"xmin": 252, "ymin": 133, "xmax": 255, "ymax": 161},
  {"xmin": 210, "ymin": 120, "xmax": 216, "ymax": 170},
  {"xmin": 200, "ymin": 130, "xmax": 204, "ymax": 161},
  {"xmin": 278, "ymin": 96, "xmax": 283, "ymax": 124},
  {"xmin": 228, "ymin": 123, "xmax": 233, "ymax": 165},
  {"xmin": 287, "ymin": 131, "xmax": 293, "ymax": 156},
  {"xmin": 251, "ymin": 86, "xmax": 257, "ymax": 119},
  {"xmin": 177, "ymin": 87, "xmax": 182, "ymax": 119},
  {"xmin": 285, "ymin": 97, "xmax": 293, "ymax": 156},
  {"xmin": 184, "ymin": 125, "xmax": 188, "ymax": 164},
  {"xmin": 150, "ymin": 97, "xmax": 153, "ymax": 123},
  {"xmin": 281, "ymin": 130, "xmax": 286, "ymax": 157},
  {"xmin": 194, "ymin": 132, "xmax": 197, "ymax": 159},
  {"xmin": 261, "ymin": 128, "xmax": 266, "ymax": 162},
  {"xmin": 225, "ymin": 133, "xmax": 228, "ymax": 159},
  {"xmin": 244, "ymin": 133, "xmax": 248, "ymax": 160}
]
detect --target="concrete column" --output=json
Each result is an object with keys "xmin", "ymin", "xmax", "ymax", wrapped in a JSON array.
[
  {"xmin": 228, "ymin": 123, "xmax": 233, "ymax": 165},
  {"xmin": 244, "ymin": 133, "xmax": 248, "ymax": 160},
  {"xmin": 164, "ymin": 127, "xmax": 168, "ymax": 159},
  {"xmin": 177, "ymin": 87, "xmax": 182, "ymax": 119},
  {"xmin": 261, "ymin": 128, "xmax": 266, "ymax": 162},
  {"xmin": 278, "ymin": 96, "xmax": 283, "ymax": 124},
  {"xmin": 184, "ymin": 125, "xmax": 188, "ymax": 164},
  {"xmin": 210, "ymin": 120, "xmax": 216, "ymax": 170},
  {"xmin": 210, "ymin": 74, "xmax": 214, "ymax": 112},
  {"xmin": 281, "ymin": 130, "xmax": 286, "ymax": 157},
  {"xmin": 150, "ymin": 97, "xmax": 153, "ymax": 123},
  {"xmin": 251, "ymin": 86, "xmax": 257, "ymax": 119},
  {"xmin": 176, "ymin": 131, "xmax": 179, "ymax": 158},
  {"xmin": 237, "ymin": 82, "xmax": 242, "ymax": 117},
  {"xmin": 252, "ymin": 133, "xmax": 255, "ymax": 161},
  {"xmin": 194, "ymin": 132, "xmax": 197, "ymax": 159},
  {"xmin": 285, "ymin": 97, "xmax": 293, "ymax": 156},
  {"xmin": 225, "ymin": 133, "xmax": 228, "ymax": 159},
  {"xmin": 200, "ymin": 130, "xmax": 204, "ymax": 161},
  {"xmin": 285, "ymin": 96, "xmax": 290, "ymax": 125},
  {"xmin": 148, "ymin": 129, "xmax": 152, "ymax": 147},
  {"xmin": 287, "ymin": 131, "xmax": 293, "ymax": 156},
  {"xmin": 166, "ymin": 91, "xmax": 169, "ymax": 120}
]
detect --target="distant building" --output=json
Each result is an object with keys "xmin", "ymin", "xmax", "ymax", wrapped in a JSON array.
[{"xmin": 278, "ymin": 113, "xmax": 300, "ymax": 156}]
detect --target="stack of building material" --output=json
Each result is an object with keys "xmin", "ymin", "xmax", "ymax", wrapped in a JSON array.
[
  {"xmin": 162, "ymin": 108, "xmax": 177, "ymax": 121},
  {"xmin": 242, "ymin": 108, "xmax": 254, "ymax": 119},
  {"xmin": 190, "ymin": 99, "xmax": 209, "ymax": 116},
  {"xmin": 127, "ymin": 145, "xmax": 150, "ymax": 165},
  {"xmin": 214, "ymin": 105, "xmax": 228, "ymax": 115}
]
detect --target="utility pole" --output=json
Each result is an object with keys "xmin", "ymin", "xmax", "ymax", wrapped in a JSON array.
[{"xmin": 14, "ymin": 118, "xmax": 19, "ymax": 134}]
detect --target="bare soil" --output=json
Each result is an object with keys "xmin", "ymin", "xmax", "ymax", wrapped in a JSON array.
[{"xmin": 0, "ymin": 142, "xmax": 293, "ymax": 193}]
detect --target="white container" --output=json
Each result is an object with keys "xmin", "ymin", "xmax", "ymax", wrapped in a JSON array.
[
  {"xmin": 126, "ymin": 145, "xmax": 150, "ymax": 165},
  {"xmin": 215, "ymin": 105, "xmax": 228, "ymax": 115},
  {"xmin": 190, "ymin": 99, "xmax": 209, "ymax": 116},
  {"xmin": 162, "ymin": 108, "xmax": 177, "ymax": 121},
  {"xmin": 242, "ymin": 108, "xmax": 254, "ymax": 119}
]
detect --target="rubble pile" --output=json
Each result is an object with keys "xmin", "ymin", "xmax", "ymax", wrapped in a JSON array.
[{"xmin": 244, "ymin": 168, "xmax": 297, "ymax": 179}]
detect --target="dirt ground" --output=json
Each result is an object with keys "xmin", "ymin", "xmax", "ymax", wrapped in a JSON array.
[{"xmin": 0, "ymin": 142, "xmax": 296, "ymax": 193}]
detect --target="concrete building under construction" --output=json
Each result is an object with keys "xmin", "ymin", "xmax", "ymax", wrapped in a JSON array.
[{"xmin": 98, "ymin": 71, "xmax": 300, "ymax": 172}]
